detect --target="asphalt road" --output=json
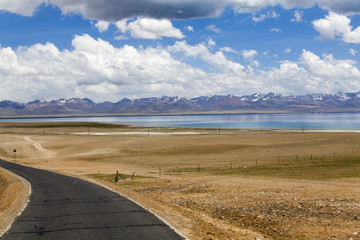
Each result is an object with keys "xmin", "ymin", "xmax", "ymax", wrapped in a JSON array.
[{"xmin": 0, "ymin": 159, "xmax": 184, "ymax": 240}]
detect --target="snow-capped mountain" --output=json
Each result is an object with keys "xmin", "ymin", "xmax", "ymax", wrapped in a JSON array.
[{"xmin": 1, "ymin": 92, "xmax": 360, "ymax": 116}]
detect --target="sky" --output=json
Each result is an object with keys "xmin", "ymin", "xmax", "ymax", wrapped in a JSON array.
[{"xmin": 1, "ymin": 0, "xmax": 360, "ymax": 102}]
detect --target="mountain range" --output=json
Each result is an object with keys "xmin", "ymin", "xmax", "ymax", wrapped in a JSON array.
[{"xmin": 1, "ymin": 92, "xmax": 360, "ymax": 117}]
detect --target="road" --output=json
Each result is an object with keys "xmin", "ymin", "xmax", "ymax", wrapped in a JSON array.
[{"xmin": 0, "ymin": 159, "xmax": 184, "ymax": 240}]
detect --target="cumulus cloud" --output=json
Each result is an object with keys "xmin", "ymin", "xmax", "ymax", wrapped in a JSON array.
[
  {"xmin": 95, "ymin": 21, "xmax": 110, "ymax": 32},
  {"xmin": 2, "ymin": 0, "xmax": 360, "ymax": 22},
  {"xmin": 1, "ymin": 35, "xmax": 360, "ymax": 102},
  {"xmin": 313, "ymin": 12, "xmax": 360, "ymax": 44},
  {"xmin": 0, "ymin": 35, "xmax": 210, "ymax": 101},
  {"xmin": 260, "ymin": 50, "xmax": 360, "ymax": 94},
  {"xmin": 299, "ymin": 50, "xmax": 360, "ymax": 83},
  {"xmin": 284, "ymin": 48, "xmax": 292, "ymax": 53},
  {"xmin": 115, "ymin": 18, "xmax": 184, "ymax": 40}
]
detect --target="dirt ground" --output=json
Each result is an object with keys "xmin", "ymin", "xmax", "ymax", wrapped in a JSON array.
[
  {"xmin": 0, "ymin": 168, "xmax": 29, "ymax": 236},
  {"xmin": 0, "ymin": 122, "xmax": 359, "ymax": 239}
]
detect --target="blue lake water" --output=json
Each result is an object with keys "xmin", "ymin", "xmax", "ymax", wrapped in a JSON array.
[{"xmin": 2, "ymin": 112, "xmax": 360, "ymax": 129}]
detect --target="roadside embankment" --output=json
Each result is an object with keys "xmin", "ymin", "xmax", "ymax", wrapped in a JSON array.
[{"xmin": 0, "ymin": 167, "xmax": 30, "ymax": 236}]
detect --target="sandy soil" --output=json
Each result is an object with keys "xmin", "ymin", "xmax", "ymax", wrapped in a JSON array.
[{"xmin": 0, "ymin": 123, "xmax": 360, "ymax": 239}]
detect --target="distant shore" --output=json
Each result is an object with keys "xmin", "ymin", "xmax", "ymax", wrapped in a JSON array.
[{"xmin": 2, "ymin": 108, "xmax": 360, "ymax": 120}]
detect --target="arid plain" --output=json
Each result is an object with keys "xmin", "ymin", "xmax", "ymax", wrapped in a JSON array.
[{"xmin": 0, "ymin": 122, "xmax": 359, "ymax": 239}]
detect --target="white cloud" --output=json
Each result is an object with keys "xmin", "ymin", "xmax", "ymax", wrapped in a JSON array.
[
  {"xmin": 114, "ymin": 35, "xmax": 129, "ymax": 41},
  {"xmin": 252, "ymin": 14, "xmax": 266, "ymax": 22},
  {"xmin": 299, "ymin": 49, "xmax": 360, "ymax": 81},
  {"xmin": 186, "ymin": 26, "xmax": 194, "ymax": 32},
  {"xmin": 350, "ymin": 48, "xmax": 357, "ymax": 56},
  {"xmin": 0, "ymin": 0, "xmax": 44, "ymax": 16},
  {"xmin": 206, "ymin": 24, "xmax": 221, "ymax": 33},
  {"xmin": 95, "ymin": 21, "xmax": 110, "ymax": 33},
  {"xmin": 284, "ymin": 48, "xmax": 292, "ymax": 53},
  {"xmin": 270, "ymin": 28, "xmax": 282, "ymax": 33},
  {"xmin": 1, "ymin": 35, "xmax": 360, "ymax": 102},
  {"xmin": 252, "ymin": 10, "xmax": 279, "ymax": 22},
  {"xmin": 313, "ymin": 12, "xmax": 360, "ymax": 44},
  {"xmin": 115, "ymin": 18, "xmax": 184, "ymax": 40},
  {"xmin": 258, "ymin": 49, "xmax": 360, "ymax": 94},
  {"xmin": 220, "ymin": 47, "xmax": 237, "ymax": 53},
  {"xmin": 242, "ymin": 49, "xmax": 258, "ymax": 59},
  {"xmin": 207, "ymin": 38, "xmax": 216, "ymax": 48},
  {"xmin": 241, "ymin": 49, "xmax": 259, "ymax": 67},
  {"xmin": 0, "ymin": 35, "xmax": 211, "ymax": 101},
  {"xmin": 168, "ymin": 41, "xmax": 247, "ymax": 76},
  {"xmin": 291, "ymin": 9, "xmax": 303, "ymax": 22}
]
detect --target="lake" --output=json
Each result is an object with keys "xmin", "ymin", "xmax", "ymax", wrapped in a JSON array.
[{"xmin": 2, "ymin": 112, "xmax": 360, "ymax": 129}]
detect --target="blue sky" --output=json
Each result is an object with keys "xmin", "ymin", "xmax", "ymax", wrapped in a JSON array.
[{"xmin": 1, "ymin": 1, "xmax": 360, "ymax": 102}]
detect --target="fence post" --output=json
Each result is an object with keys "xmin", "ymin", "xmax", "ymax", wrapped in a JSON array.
[{"xmin": 115, "ymin": 170, "xmax": 119, "ymax": 184}]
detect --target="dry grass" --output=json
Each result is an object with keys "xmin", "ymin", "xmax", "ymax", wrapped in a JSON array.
[{"xmin": 0, "ymin": 122, "xmax": 360, "ymax": 239}]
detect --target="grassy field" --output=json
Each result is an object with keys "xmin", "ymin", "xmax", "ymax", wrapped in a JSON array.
[{"xmin": 0, "ymin": 122, "xmax": 360, "ymax": 239}]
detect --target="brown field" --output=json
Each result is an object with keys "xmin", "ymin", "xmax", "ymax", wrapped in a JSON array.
[{"xmin": 0, "ymin": 122, "xmax": 360, "ymax": 239}]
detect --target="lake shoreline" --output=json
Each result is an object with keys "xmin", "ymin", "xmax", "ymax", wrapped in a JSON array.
[
  {"xmin": 2, "ymin": 108, "xmax": 360, "ymax": 120},
  {"xmin": 2, "ymin": 112, "xmax": 360, "ymax": 130}
]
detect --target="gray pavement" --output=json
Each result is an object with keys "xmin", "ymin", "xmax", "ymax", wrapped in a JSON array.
[{"xmin": 0, "ymin": 159, "xmax": 184, "ymax": 240}]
